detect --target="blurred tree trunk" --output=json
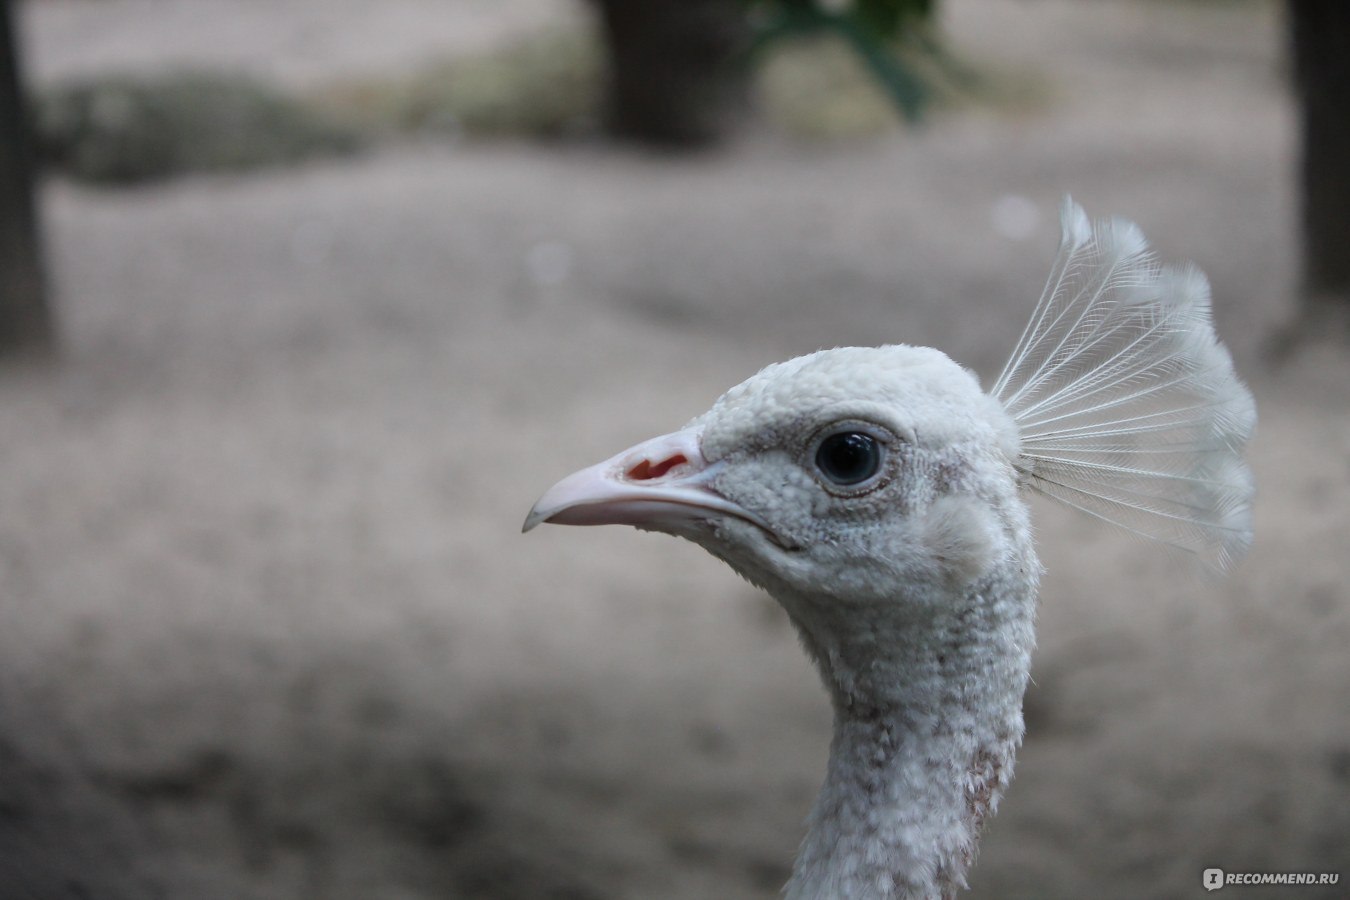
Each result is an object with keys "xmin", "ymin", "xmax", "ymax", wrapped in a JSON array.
[
  {"xmin": 0, "ymin": 0, "xmax": 53, "ymax": 357},
  {"xmin": 1290, "ymin": 0, "xmax": 1350, "ymax": 318},
  {"xmin": 590, "ymin": 0, "xmax": 750, "ymax": 146}
]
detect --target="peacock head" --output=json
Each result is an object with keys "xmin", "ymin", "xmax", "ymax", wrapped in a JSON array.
[{"xmin": 524, "ymin": 344, "xmax": 1025, "ymax": 606}]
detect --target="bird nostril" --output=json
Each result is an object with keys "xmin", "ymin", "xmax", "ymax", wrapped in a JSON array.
[{"xmin": 626, "ymin": 454, "xmax": 688, "ymax": 481}]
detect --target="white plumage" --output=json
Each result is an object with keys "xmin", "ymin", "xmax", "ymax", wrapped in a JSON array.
[
  {"xmin": 994, "ymin": 198, "xmax": 1255, "ymax": 570},
  {"xmin": 525, "ymin": 200, "xmax": 1254, "ymax": 898}
]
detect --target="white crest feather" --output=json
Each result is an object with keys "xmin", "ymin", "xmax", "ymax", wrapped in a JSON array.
[{"xmin": 991, "ymin": 198, "xmax": 1256, "ymax": 570}]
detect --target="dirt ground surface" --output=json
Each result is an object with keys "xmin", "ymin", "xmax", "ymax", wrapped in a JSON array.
[{"xmin": 4, "ymin": 1, "xmax": 1349, "ymax": 898}]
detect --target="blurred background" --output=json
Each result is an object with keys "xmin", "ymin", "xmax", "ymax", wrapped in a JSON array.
[{"xmin": 1, "ymin": 0, "xmax": 1347, "ymax": 897}]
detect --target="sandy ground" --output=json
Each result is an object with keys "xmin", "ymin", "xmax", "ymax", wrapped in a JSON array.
[
  {"xmin": 20, "ymin": 0, "xmax": 574, "ymax": 89},
  {"xmin": 3, "ymin": 1, "xmax": 1349, "ymax": 898}
]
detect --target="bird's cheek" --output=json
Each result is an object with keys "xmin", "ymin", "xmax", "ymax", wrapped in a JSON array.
[
  {"xmin": 713, "ymin": 461, "xmax": 818, "ymax": 538},
  {"xmin": 917, "ymin": 495, "xmax": 1001, "ymax": 589}
]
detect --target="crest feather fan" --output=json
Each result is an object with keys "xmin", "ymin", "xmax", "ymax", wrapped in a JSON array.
[{"xmin": 993, "ymin": 198, "xmax": 1255, "ymax": 570}]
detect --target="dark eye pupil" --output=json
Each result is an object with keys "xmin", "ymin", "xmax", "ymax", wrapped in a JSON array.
[{"xmin": 815, "ymin": 432, "xmax": 880, "ymax": 486}]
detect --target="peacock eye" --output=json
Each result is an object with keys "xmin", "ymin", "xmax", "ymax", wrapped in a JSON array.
[{"xmin": 814, "ymin": 431, "xmax": 882, "ymax": 487}]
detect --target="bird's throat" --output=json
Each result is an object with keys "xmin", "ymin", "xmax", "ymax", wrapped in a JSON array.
[{"xmin": 780, "ymin": 571, "xmax": 1036, "ymax": 899}]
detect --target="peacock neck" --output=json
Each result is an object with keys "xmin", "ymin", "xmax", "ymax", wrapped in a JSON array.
[{"xmin": 779, "ymin": 562, "xmax": 1038, "ymax": 900}]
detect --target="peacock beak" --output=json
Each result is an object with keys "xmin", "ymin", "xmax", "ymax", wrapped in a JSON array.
[{"xmin": 523, "ymin": 426, "xmax": 769, "ymax": 535}]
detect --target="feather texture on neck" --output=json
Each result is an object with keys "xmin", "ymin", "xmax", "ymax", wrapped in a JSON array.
[{"xmin": 780, "ymin": 538, "xmax": 1038, "ymax": 900}]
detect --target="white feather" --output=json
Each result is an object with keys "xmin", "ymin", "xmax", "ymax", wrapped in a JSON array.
[{"xmin": 991, "ymin": 198, "xmax": 1256, "ymax": 570}]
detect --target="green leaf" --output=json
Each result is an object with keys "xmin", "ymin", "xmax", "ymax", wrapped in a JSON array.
[
  {"xmin": 745, "ymin": 0, "xmax": 940, "ymax": 124},
  {"xmin": 831, "ymin": 13, "xmax": 928, "ymax": 121}
]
